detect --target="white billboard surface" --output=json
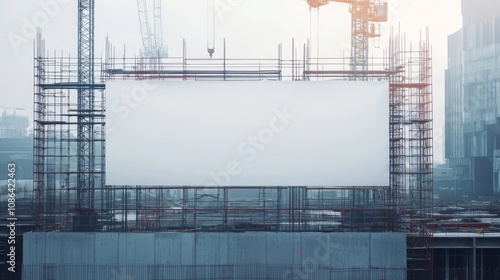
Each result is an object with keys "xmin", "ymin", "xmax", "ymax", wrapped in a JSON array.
[{"xmin": 106, "ymin": 81, "xmax": 389, "ymax": 186}]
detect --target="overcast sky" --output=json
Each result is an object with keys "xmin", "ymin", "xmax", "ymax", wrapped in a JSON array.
[{"xmin": 0, "ymin": 0, "xmax": 462, "ymax": 163}]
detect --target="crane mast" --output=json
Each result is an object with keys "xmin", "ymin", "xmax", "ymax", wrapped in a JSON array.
[
  {"xmin": 307, "ymin": 0, "xmax": 388, "ymax": 80},
  {"xmin": 153, "ymin": 0, "xmax": 164, "ymax": 57},
  {"xmin": 137, "ymin": 0, "xmax": 167, "ymax": 60},
  {"xmin": 77, "ymin": 0, "xmax": 95, "ymax": 211},
  {"xmin": 137, "ymin": 0, "xmax": 152, "ymax": 56}
]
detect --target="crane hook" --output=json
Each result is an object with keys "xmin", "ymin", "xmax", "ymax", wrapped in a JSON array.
[{"xmin": 207, "ymin": 0, "xmax": 216, "ymax": 59}]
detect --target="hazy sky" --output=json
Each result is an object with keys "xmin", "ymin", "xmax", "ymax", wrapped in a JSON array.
[{"xmin": 0, "ymin": 0, "xmax": 462, "ymax": 163}]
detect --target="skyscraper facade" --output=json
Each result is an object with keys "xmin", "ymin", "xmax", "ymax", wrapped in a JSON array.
[{"xmin": 445, "ymin": 0, "xmax": 500, "ymax": 195}]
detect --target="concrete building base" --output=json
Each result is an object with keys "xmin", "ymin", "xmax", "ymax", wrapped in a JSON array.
[{"xmin": 22, "ymin": 232, "xmax": 406, "ymax": 280}]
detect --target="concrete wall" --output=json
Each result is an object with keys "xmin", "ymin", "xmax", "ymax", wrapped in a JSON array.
[{"xmin": 23, "ymin": 232, "xmax": 406, "ymax": 280}]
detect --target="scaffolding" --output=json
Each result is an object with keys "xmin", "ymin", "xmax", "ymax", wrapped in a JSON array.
[
  {"xmin": 388, "ymin": 29, "xmax": 434, "ymax": 279},
  {"xmin": 34, "ymin": 185, "xmax": 393, "ymax": 233},
  {"xmin": 33, "ymin": 32, "xmax": 106, "ymax": 232},
  {"xmin": 33, "ymin": 30, "xmax": 433, "ymax": 278}
]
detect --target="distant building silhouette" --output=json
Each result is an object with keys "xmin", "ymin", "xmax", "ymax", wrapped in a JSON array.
[
  {"xmin": 0, "ymin": 110, "xmax": 32, "ymax": 180},
  {"xmin": 445, "ymin": 0, "xmax": 500, "ymax": 196}
]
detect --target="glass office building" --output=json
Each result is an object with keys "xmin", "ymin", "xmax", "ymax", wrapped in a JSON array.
[{"xmin": 445, "ymin": 0, "xmax": 500, "ymax": 196}]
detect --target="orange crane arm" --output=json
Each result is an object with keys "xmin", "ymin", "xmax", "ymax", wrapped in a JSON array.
[
  {"xmin": 308, "ymin": 0, "xmax": 354, "ymax": 8},
  {"xmin": 306, "ymin": 0, "xmax": 388, "ymax": 80}
]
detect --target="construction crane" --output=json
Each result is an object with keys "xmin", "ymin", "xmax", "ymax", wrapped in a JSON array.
[
  {"xmin": 307, "ymin": 0, "xmax": 388, "ymax": 80},
  {"xmin": 76, "ymin": 0, "xmax": 96, "ymax": 229},
  {"xmin": 137, "ymin": 0, "xmax": 167, "ymax": 60}
]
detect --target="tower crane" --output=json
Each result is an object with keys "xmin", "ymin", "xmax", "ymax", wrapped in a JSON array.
[
  {"xmin": 307, "ymin": 0, "xmax": 388, "ymax": 80},
  {"xmin": 137, "ymin": 0, "xmax": 168, "ymax": 60},
  {"xmin": 76, "ymin": 0, "xmax": 96, "ymax": 229}
]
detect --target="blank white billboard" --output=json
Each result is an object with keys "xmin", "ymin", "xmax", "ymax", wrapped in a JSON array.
[{"xmin": 106, "ymin": 81, "xmax": 389, "ymax": 186}]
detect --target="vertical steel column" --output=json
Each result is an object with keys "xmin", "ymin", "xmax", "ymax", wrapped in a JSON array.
[
  {"xmin": 224, "ymin": 186, "xmax": 228, "ymax": 228},
  {"xmin": 472, "ymin": 238, "xmax": 476, "ymax": 280},
  {"xmin": 182, "ymin": 187, "xmax": 187, "ymax": 228},
  {"xmin": 276, "ymin": 187, "xmax": 282, "ymax": 232},
  {"xmin": 76, "ymin": 0, "xmax": 96, "ymax": 230},
  {"xmin": 349, "ymin": 0, "xmax": 369, "ymax": 80},
  {"xmin": 153, "ymin": 0, "xmax": 163, "ymax": 56},
  {"xmin": 34, "ymin": 33, "xmax": 46, "ymax": 230},
  {"xmin": 445, "ymin": 248, "xmax": 449, "ymax": 280}
]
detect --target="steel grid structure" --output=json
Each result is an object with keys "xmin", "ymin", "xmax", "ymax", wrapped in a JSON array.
[
  {"xmin": 305, "ymin": 32, "xmax": 434, "ymax": 278},
  {"xmin": 31, "ymin": 185, "xmax": 394, "ymax": 233},
  {"xmin": 388, "ymin": 30, "xmax": 434, "ymax": 279},
  {"xmin": 33, "ymin": 31, "xmax": 433, "ymax": 277},
  {"xmin": 33, "ymin": 32, "xmax": 105, "ymax": 231}
]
